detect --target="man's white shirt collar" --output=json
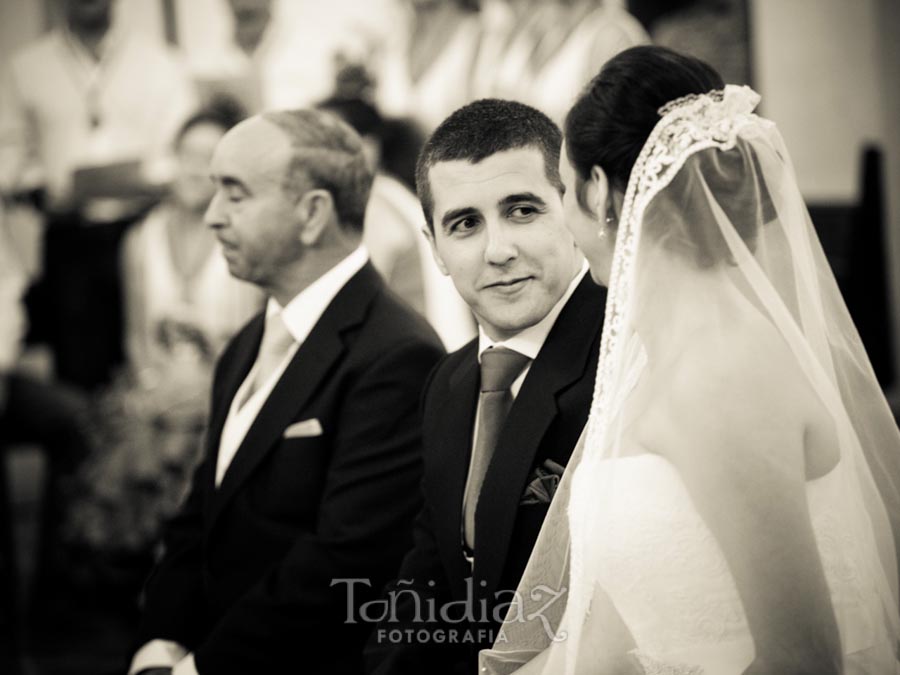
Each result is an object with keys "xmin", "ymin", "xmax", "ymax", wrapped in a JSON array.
[{"xmin": 269, "ymin": 244, "xmax": 369, "ymax": 344}]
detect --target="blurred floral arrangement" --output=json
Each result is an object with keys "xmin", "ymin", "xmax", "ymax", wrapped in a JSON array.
[{"xmin": 65, "ymin": 324, "xmax": 214, "ymax": 560}]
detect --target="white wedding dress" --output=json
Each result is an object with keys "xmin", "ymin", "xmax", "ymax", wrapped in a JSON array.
[{"xmin": 572, "ymin": 452, "xmax": 886, "ymax": 674}]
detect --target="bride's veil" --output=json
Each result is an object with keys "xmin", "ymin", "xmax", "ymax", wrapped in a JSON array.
[{"xmin": 480, "ymin": 85, "xmax": 900, "ymax": 674}]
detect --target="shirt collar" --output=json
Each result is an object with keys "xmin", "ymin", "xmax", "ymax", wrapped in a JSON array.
[
  {"xmin": 267, "ymin": 245, "xmax": 369, "ymax": 345},
  {"xmin": 478, "ymin": 260, "xmax": 589, "ymax": 362}
]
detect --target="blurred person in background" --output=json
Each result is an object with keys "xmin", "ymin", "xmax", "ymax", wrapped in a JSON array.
[
  {"xmin": 651, "ymin": 0, "xmax": 752, "ymax": 86},
  {"xmin": 489, "ymin": 0, "xmax": 648, "ymax": 124},
  {"xmin": 185, "ymin": 0, "xmax": 404, "ymax": 114},
  {"xmin": 63, "ymin": 101, "xmax": 263, "ymax": 598},
  {"xmin": 120, "ymin": 101, "xmax": 263, "ymax": 395},
  {"xmin": 0, "ymin": 201, "xmax": 29, "ymax": 675},
  {"xmin": 528, "ymin": 0, "xmax": 647, "ymax": 124},
  {"xmin": 466, "ymin": 0, "xmax": 518, "ymax": 102},
  {"xmin": 228, "ymin": 0, "xmax": 273, "ymax": 59},
  {"xmin": 470, "ymin": 0, "xmax": 559, "ymax": 103},
  {"xmin": 0, "ymin": 0, "xmax": 196, "ymax": 391},
  {"xmin": 0, "ymin": 202, "xmax": 92, "ymax": 650},
  {"xmin": 377, "ymin": 115, "xmax": 426, "ymax": 195},
  {"xmin": 377, "ymin": 0, "xmax": 482, "ymax": 132},
  {"xmin": 376, "ymin": 0, "xmax": 645, "ymax": 130},
  {"xmin": 190, "ymin": 0, "xmax": 275, "ymax": 113}
]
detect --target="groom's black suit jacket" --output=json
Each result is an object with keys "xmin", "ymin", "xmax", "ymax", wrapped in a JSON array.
[
  {"xmin": 365, "ymin": 275, "xmax": 606, "ymax": 675},
  {"xmin": 137, "ymin": 263, "xmax": 444, "ymax": 675}
]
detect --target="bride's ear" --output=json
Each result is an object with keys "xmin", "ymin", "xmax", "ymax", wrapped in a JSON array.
[
  {"xmin": 586, "ymin": 165, "xmax": 610, "ymax": 218},
  {"xmin": 588, "ymin": 165, "xmax": 626, "ymax": 224},
  {"xmin": 609, "ymin": 183, "xmax": 625, "ymax": 224}
]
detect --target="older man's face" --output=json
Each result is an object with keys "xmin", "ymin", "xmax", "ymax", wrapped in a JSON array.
[{"xmin": 205, "ymin": 117, "xmax": 303, "ymax": 287}]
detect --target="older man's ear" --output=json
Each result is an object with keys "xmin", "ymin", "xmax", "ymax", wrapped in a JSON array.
[{"xmin": 297, "ymin": 188, "xmax": 335, "ymax": 247}]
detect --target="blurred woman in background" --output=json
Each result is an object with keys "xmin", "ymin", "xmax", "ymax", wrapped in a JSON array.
[{"xmin": 481, "ymin": 0, "xmax": 647, "ymax": 123}]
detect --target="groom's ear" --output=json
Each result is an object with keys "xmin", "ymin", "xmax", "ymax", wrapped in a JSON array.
[{"xmin": 422, "ymin": 225, "xmax": 450, "ymax": 276}]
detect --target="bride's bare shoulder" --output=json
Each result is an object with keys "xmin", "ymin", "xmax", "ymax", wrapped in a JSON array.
[
  {"xmin": 670, "ymin": 315, "xmax": 809, "ymax": 414},
  {"xmin": 656, "ymin": 317, "xmax": 815, "ymax": 474}
]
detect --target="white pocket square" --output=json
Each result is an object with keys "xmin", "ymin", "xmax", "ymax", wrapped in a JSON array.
[{"xmin": 283, "ymin": 418, "xmax": 323, "ymax": 439}]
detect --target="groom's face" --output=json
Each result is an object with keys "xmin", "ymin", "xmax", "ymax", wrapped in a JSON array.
[{"xmin": 424, "ymin": 147, "xmax": 581, "ymax": 341}]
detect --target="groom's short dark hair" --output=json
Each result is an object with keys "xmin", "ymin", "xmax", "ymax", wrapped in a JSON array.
[{"xmin": 415, "ymin": 99, "xmax": 564, "ymax": 231}]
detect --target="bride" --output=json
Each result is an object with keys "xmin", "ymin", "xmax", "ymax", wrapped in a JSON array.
[{"xmin": 481, "ymin": 46, "xmax": 900, "ymax": 674}]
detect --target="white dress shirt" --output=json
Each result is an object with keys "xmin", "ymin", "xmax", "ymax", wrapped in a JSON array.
[
  {"xmin": 129, "ymin": 246, "xmax": 369, "ymax": 675},
  {"xmin": 462, "ymin": 263, "xmax": 589, "ymax": 558}
]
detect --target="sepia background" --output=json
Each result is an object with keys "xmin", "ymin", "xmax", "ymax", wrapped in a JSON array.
[{"xmin": 1, "ymin": 1, "xmax": 898, "ymax": 673}]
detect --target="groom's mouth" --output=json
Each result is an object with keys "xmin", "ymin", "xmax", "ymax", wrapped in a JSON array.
[{"xmin": 484, "ymin": 276, "xmax": 533, "ymax": 293}]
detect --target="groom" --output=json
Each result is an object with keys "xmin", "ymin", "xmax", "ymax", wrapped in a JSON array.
[
  {"xmin": 128, "ymin": 109, "xmax": 444, "ymax": 675},
  {"xmin": 365, "ymin": 99, "xmax": 606, "ymax": 674}
]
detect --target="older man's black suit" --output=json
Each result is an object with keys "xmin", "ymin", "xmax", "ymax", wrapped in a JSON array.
[
  {"xmin": 137, "ymin": 263, "xmax": 444, "ymax": 674},
  {"xmin": 366, "ymin": 274, "xmax": 606, "ymax": 675}
]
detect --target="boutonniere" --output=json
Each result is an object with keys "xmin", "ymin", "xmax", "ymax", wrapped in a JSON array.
[{"xmin": 520, "ymin": 458, "xmax": 566, "ymax": 505}]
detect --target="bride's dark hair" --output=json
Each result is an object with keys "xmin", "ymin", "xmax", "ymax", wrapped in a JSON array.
[
  {"xmin": 566, "ymin": 46, "xmax": 775, "ymax": 268},
  {"xmin": 565, "ymin": 46, "xmax": 724, "ymax": 196}
]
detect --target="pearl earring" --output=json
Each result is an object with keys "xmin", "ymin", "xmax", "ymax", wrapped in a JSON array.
[{"xmin": 598, "ymin": 214, "xmax": 613, "ymax": 240}]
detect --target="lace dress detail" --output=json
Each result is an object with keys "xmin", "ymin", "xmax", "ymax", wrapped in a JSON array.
[
  {"xmin": 631, "ymin": 651, "xmax": 704, "ymax": 675},
  {"xmin": 572, "ymin": 454, "xmax": 877, "ymax": 674}
]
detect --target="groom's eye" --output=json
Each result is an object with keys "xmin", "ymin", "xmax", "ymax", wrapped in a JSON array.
[
  {"xmin": 450, "ymin": 216, "xmax": 480, "ymax": 235},
  {"xmin": 508, "ymin": 204, "xmax": 541, "ymax": 221}
]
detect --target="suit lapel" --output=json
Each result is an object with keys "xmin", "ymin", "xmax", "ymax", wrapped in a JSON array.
[
  {"xmin": 203, "ymin": 316, "xmax": 264, "ymax": 494},
  {"xmin": 475, "ymin": 276, "xmax": 606, "ymax": 595},
  {"xmin": 429, "ymin": 345, "xmax": 479, "ymax": 594},
  {"xmin": 207, "ymin": 263, "xmax": 383, "ymax": 529}
]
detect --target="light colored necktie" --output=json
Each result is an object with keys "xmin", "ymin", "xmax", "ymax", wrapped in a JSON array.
[
  {"xmin": 463, "ymin": 347, "xmax": 531, "ymax": 551},
  {"xmin": 241, "ymin": 311, "xmax": 295, "ymax": 407}
]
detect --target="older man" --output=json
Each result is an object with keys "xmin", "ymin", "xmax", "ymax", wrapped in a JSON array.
[
  {"xmin": 129, "ymin": 109, "xmax": 444, "ymax": 675},
  {"xmin": 365, "ymin": 99, "xmax": 607, "ymax": 674}
]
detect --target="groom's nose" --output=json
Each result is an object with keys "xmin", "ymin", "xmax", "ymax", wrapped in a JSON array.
[{"xmin": 483, "ymin": 220, "xmax": 518, "ymax": 266}]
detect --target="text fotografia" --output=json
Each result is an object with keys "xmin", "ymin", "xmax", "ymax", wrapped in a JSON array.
[
  {"xmin": 331, "ymin": 578, "xmax": 568, "ymax": 642},
  {"xmin": 377, "ymin": 627, "xmax": 502, "ymax": 645}
]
